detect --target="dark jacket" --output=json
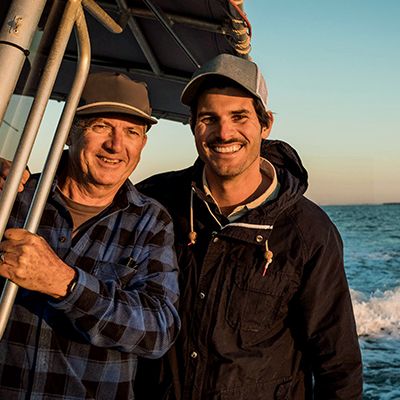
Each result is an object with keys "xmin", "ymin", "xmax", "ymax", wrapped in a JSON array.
[{"xmin": 136, "ymin": 140, "xmax": 362, "ymax": 400}]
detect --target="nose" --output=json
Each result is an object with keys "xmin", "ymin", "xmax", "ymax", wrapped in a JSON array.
[
  {"xmin": 104, "ymin": 127, "xmax": 124, "ymax": 152},
  {"xmin": 215, "ymin": 118, "xmax": 235, "ymax": 140}
]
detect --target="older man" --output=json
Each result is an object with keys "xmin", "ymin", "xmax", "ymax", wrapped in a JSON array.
[
  {"xmin": 137, "ymin": 54, "xmax": 362, "ymax": 399},
  {"xmin": 0, "ymin": 72, "xmax": 180, "ymax": 399}
]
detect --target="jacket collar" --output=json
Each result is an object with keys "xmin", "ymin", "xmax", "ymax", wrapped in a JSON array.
[{"xmin": 190, "ymin": 139, "xmax": 308, "ymax": 222}]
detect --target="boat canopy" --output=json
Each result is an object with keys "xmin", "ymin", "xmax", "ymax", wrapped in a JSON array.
[{"xmin": 1, "ymin": 0, "xmax": 252, "ymax": 123}]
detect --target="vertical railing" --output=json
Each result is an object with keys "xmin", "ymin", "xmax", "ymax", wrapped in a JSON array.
[
  {"xmin": 0, "ymin": 0, "xmax": 47, "ymax": 124},
  {"xmin": 0, "ymin": 0, "xmax": 122, "ymax": 339}
]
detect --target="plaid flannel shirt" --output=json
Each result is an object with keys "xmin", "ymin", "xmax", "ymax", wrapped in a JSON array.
[{"xmin": 0, "ymin": 172, "xmax": 180, "ymax": 399}]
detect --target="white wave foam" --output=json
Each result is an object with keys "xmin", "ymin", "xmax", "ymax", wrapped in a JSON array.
[{"xmin": 350, "ymin": 287, "xmax": 400, "ymax": 338}]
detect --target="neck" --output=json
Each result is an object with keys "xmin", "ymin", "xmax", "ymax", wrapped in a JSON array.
[
  {"xmin": 58, "ymin": 175, "xmax": 117, "ymax": 207},
  {"xmin": 205, "ymin": 167, "xmax": 270, "ymax": 215}
]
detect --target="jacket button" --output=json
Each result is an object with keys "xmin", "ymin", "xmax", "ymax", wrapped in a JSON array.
[
  {"xmin": 190, "ymin": 351, "xmax": 198, "ymax": 359},
  {"xmin": 59, "ymin": 236, "xmax": 67, "ymax": 243},
  {"xmin": 199, "ymin": 292, "xmax": 205, "ymax": 299},
  {"xmin": 256, "ymin": 235, "xmax": 263, "ymax": 242}
]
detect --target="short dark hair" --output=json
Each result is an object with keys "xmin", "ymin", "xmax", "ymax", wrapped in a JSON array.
[{"xmin": 189, "ymin": 76, "xmax": 272, "ymax": 131}]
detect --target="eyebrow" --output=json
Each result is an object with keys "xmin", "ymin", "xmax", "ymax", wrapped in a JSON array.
[
  {"xmin": 231, "ymin": 109, "xmax": 251, "ymax": 115},
  {"xmin": 197, "ymin": 111, "xmax": 215, "ymax": 118},
  {"xmin": 92, "ymin": 118, "xmax": 145, "ymax": 129},
  {"xmin": 197, "ymin": 109, "xmax": 251, "ymax": 117},
  {"xmin": 90, "ymin": 118, "xmax": 111, "ymax": 125}
]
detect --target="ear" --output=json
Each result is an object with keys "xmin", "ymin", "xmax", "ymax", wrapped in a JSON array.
[{"xmin": 261, "ymin": 111, "xmax": 274, "ymax": 139}]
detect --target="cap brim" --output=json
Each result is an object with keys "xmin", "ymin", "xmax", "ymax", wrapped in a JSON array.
[
  {"xmin": 181, "ymin": 73, "xmax": 224, "ymax": 106},
  {"xmin": 76, "ymin": 102, "xmax": 158, "ymax": 125},
  {"xmin": 181, "ymin": 72, "xmax": 261, "ymax": 107}
]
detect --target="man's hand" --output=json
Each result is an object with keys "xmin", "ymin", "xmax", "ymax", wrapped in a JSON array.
[
  {"xmin": 0, "ymin": 228, "xmax": 76, "ymax": 299},
  {"xmin": 0, "ymin": 157, "xmax": 30, "ymax": 192}
]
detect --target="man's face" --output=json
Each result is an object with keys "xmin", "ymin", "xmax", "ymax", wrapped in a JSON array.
[
  {"xmin": 67, "ymin": 114, "xmax": 147, "ymax": 191},
  {"xmin": 194, "ymin": 87, "xmax": 271, "ymax": 182}
]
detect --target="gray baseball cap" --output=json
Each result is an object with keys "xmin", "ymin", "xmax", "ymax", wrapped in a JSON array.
[
  {"xmin": 181, "ymin": 54, "xmax": 268, "ymax": 111},
  {"xmin": 76, "ymin": 71, "xmax": 158, "ymax": 126}
]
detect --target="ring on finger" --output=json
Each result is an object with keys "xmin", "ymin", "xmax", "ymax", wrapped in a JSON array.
[{"xmin": 0, "ymin": 250, "xmax": 5, "ymax": 264}]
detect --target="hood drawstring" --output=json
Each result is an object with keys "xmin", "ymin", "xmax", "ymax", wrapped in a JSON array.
[
  {"xmin": 187, "ymin": 188, "xmax": 275, "ymax": 271},
  {"xmin": 188, "ymin": 188, "xmax": 197, "ymax": 246},
  {"xmin": 262, "ymin": 240, "xmax": 273, "ymax": 276}
]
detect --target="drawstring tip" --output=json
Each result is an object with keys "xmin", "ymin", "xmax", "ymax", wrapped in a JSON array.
[
  {"xmin": 188, "ymin": 231, "xmax": 197, "ymax": 246},
  {"xmin": 262, "ymin": 249, "xmax": 273, "ymax": 276}
]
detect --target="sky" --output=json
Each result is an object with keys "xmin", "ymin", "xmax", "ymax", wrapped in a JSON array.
[
  {"xmin": 242, "ymin": 1, "xmax": 400, "ymax": 205},
  {"xmin": 2, "ymin": 0, "xmax": 399, "ymax": 205}
]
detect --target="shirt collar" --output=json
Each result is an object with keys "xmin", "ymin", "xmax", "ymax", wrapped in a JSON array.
[{"xmin": 202, "ymin": 157, "xmax": 279, "ymax": 221}]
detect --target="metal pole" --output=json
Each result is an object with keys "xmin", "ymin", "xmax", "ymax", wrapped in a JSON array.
[
  {"xmin": 0, "ymin": 0, "xmax": 82, "ymax": 339},
  {"xmin": 116, "ymin": 0, "xmax": 162, "ymax": 75},
  {"xmin": 82, "ymin": 0, "xmax": 122, "ymax": 33},
  {"xmin": 100, "ymin": 4, "xmax": 227, "ymax": 35},
  {"xmin": 0, "ymin": 0, "xmax": 123, "ymax": 340},
  {"xmin": 25, "ymin": 8, "xmax": 90, "ymax": 233},
  {"xmin": 142, "ymin": 0, "xmax": 200, "ymax": 68},
  {"xmin": 0, "ymin": 0, "xmax": 47, "ymax": 125},
  {"xmin": 0, "ymin": 10, "xmax": 90, "ymax": 337}
]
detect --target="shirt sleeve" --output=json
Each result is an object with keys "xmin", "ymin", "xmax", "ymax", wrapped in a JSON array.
[{"xmin": 49, "ymin": 206, "xmax": 180, "ymax": 359}]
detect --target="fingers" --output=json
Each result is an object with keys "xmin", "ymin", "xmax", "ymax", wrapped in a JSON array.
[
  {"xmin": 0, "ymin": 157, "xmax": 12, "ymax": 178},
  {"xmin": 0, "ymin": 176, "xmax": 5, "ymax": 191},
  {"xmin": 0, "ymin": 157, "xmax": 30, "ymax": 192},
  {"xmin": 0, "ymin": 229, "xmax": 75, "ymax": 297},
  {"xmin": 0, "ymin": 250, "xmax": 16, "ymax": 281},
  {"xmin": 3, "ymin": 228, "xmax": 31, "ymax": 241},
  {"xmin": 0, "ymin": 229, "xmax": 33, "ymax": 270},
  {"xmin": 21, "ymin": 168, "xmax": 30, "ymax": 189}
]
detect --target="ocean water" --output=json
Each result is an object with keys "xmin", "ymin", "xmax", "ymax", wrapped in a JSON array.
[{"xmin": 323, "ymin": 204, "xmax": 400, "ymax": 400}]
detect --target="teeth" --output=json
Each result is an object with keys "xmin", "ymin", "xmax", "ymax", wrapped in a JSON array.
[
  {"xmin": 99, "ymin": 156, "xmax": 120, "ymax": 164},
  {"xmin": 213, "ymin": 144, "xmax": 241, "ymax": 153}
]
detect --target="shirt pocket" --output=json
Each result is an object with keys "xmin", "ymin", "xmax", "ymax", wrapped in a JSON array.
[{"xmin": 225, "ymin": 260, "xmax": 297, "ymax": 345}]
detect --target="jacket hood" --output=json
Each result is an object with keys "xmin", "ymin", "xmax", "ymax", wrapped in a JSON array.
[
  {"xmin": 192, "ymin": 139, "xmax": 308, "ymax": 216},
  {"xmin": 261, "ymin": 140, "xmax": 308, "ymax": 187},
  {"xmin": 261, "ymin": 139, "xmax": 308, "ymax": 207},
  {"xmin": 186, "ymin": 139, "xmax": 309, "ymax": 243}
]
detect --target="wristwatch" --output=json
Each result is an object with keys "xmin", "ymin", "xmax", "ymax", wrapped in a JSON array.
[{"xmin": 65, "ymin": 269, "xmax": 78, "ymax": 297}]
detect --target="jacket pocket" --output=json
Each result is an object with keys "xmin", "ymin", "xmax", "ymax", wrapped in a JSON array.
[
  {"xmin": 225, "ymin": 261, "xmax": 296, "ymax": 344},
  {"xmin": 217, "ymin": 377, "xmax": 293, "ymax": 400}
]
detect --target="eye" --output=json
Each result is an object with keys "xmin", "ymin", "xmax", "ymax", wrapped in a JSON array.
[
  {"xmin": 232, "ymin": 113, "xmax": 248, "ymax": 122},
  {"xmin": 90, "ymin": 123, "xmax": 113, "ymax": 134},
  {"xmin": 199, "ymin": 116, "xmax": 217, "ymax": 125},
  {"xmin": 126, "ymin": 127, "xmax": 142, "ymax": 136}
]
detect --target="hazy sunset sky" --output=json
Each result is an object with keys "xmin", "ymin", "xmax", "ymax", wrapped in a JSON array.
[{"xmin": 26, "ymin": 0, "xmax": 400, "ymax": 205}]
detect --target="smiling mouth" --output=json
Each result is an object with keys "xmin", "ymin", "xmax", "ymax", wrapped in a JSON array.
[
  {"xmin": 97, "ymin": 155, "xmax": 121, "ymax": 165},
  {"xmin": 211, "ymin": 144, "xmax": 243, "ymax": 154}
]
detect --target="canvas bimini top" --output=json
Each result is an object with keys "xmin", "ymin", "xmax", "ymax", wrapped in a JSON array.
[{"xmin": 0, "ymin": 0, "xmax": 252, "ymax": 124}]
